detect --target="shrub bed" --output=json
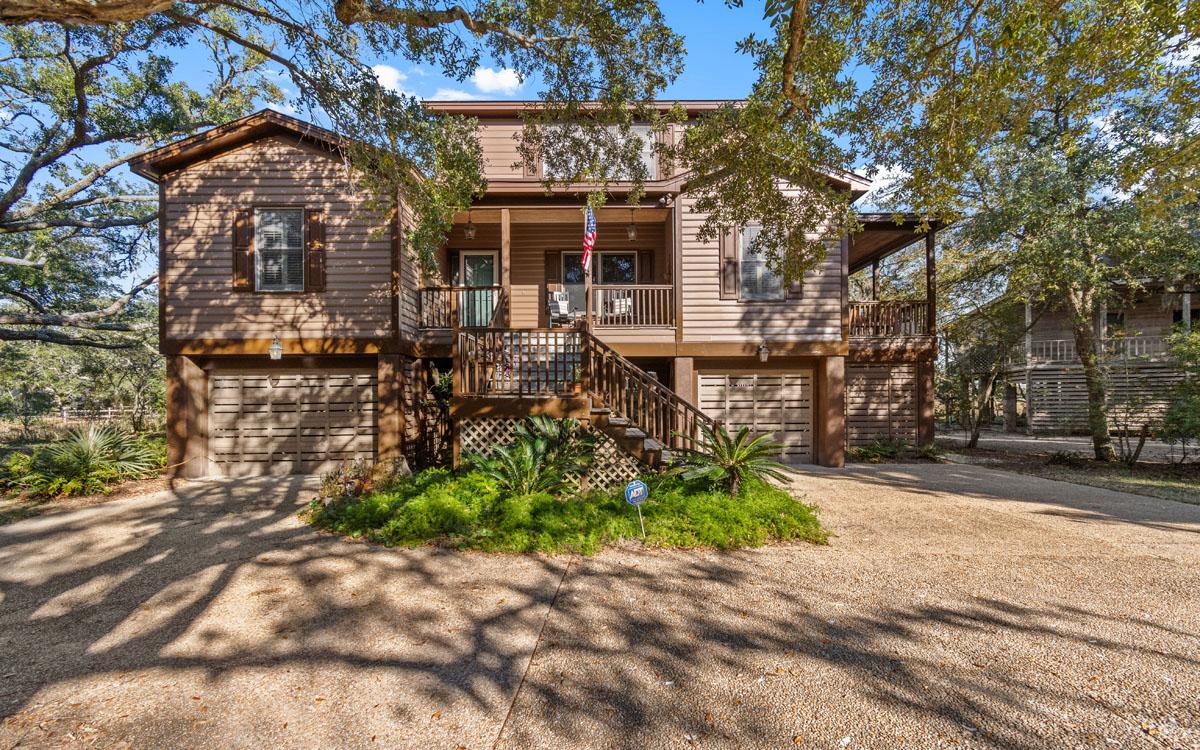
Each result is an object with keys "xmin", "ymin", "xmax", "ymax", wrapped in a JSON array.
[{"xmin": 305, "ymin": 468, "xmax": 826, "ymax": 555}]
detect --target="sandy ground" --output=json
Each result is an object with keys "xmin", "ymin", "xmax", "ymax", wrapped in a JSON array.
[{"xmin": 1, "ymin": 466, "xmax": 1198, "ymax": 750}]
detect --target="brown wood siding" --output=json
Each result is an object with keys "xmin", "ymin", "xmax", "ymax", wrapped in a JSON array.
[
  {"xmin": 697, "ymin": 370, "xmax": 815, "ymax": 464},
  {"xmin": 1025, "ymin": 362, "xmax": 1181, "ymax": 433},
  {"xmin": 162, "ymin": 135, "xmax": 394, "ymax": 342},
  {"xmin": 476, "ymin": 118, "xmax": 525, "ymax": 178},
  {"xmin": 472, "ymin": 120, "xmax": 684, "ymax": 181},
  {"xmin": 678, "ymin": 194, "xmax": 843, "ymax": 343},
  {"xmin": 1031, "ymin": 293, "xmax": 1176, "ymax": 342},
  {"xmin": 845, "ymin": 363, "xmax": 918, "ymax": 445},
  {"xmin": 396, "ymin": 196, "xmax": 421, "ymax": 340}
]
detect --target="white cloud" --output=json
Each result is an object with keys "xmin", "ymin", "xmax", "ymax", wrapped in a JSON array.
[
  {"xmin": 371, "ymin": 64, "xmax": 411, "ymax": 95},
  {"xmin": 428, "ymin": 88, "xmax": 478, "ymax": 101},
  {"xmin": 471, "ymin": 67, "xmax": 522, "ymax": 96},
  {"xmin": 266, "ymin": 101, "xmax": 297, "ymax": 115}
]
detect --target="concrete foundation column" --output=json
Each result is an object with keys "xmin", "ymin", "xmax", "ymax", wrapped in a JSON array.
[
  {"xmin": 377, "ymin": 353, "xmax": 403, "ymax": 461},
  {"xmin": 673, "ymin": 356, "xmax": 695, "ymax": 404},
  {"xmin": 166, "ymin": 355, "xmax": 208, "ymax": 479},
  {"xmin": 816, "ymin": 356, "xmax": 845, "ymax": 467}
]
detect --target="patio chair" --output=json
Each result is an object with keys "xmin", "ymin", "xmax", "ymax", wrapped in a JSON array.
[{"xmin": 548, "ymin": 290, "xmax": 572, "ymax": 327}]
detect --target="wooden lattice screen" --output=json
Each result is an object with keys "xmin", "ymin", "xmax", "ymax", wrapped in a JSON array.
[{"xmin": 458, "ymin": 417, "xmax": 642, "ymax": 489}]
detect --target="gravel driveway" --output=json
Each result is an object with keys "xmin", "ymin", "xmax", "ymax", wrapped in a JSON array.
[{"xmin": 1, "ymin": 466, "xmax": 1198, "ymax": 749}]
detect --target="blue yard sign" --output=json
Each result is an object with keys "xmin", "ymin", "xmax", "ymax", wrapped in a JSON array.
[
  {"xmin": 625, "ymin": 480, "xmax": 648, "ymax": 538},
  {"xmin": 625, "ymin": 479, "xmax": 648, "ymax": 505}
]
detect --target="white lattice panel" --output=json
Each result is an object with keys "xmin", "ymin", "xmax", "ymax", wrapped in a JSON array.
[{"xmin": 459, "ymin": 417, "xmax": 641, "ymax": 489}]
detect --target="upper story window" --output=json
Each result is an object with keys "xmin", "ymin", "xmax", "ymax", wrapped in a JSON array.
[
  {"xmin": 256, "ymin": 208, "xmax": 304, "ymax": 292},
  {"xmin": 1105, "ymin": 311, "xmax": 1125, "ymax": 336},
  {"xmin": 541, "ymin": 124, "xmax": 655, "ymax": 180},
  {"xmin": 739, "ymin": 224, "xmax": 784, "ymax": 301}
]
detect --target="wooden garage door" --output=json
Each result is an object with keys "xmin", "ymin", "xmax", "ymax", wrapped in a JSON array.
[
  {"xmin": 845, "ymin": 364, "xmax": 917, "ymax": 446},
  {"xmin": 209, "ymin": 369, "xmax": 377, "ymax": 476},
  {"xmin": 698, "ymin": 372, "xmax": 813, "ymax": 464}
]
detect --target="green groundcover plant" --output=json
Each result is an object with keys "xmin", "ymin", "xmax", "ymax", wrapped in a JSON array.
[
  {"xmin": 2, "ymin": 424, "xmax": 165, "ymax": 497},
  {"xmin": 305, "ymin": 467, "xmax": 826, "ymax": 555}
]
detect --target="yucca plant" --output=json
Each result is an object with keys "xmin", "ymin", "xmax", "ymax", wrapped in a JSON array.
[
  {"xmin": 3, "ymin": 424, "xmax": 159, "ymax": 497},
  {"xmin": 669, "ymin": 423, "xmax": 795, "ymax": 496},
  {"xmin": 511, "ymin": 415, "xmax": 597, "ymax": 472}
]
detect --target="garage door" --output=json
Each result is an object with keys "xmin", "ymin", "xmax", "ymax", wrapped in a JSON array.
[
  {"xmin": 698, "ymin": 372, "xmax": 813, "ymax": 463},
  {"xmin": 845, "ymin": 364, "xmax": 917, "ymax": 445},
  {"xmin": 209, "ymin": 369, "xmax": 377, "ymax": 476}
]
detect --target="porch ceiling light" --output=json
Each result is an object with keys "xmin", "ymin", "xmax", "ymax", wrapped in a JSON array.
[
  {"xmin": 626, "ymin": 208, "xmax": 637, "ymax": 241},
  {"xmin": 464, "ymin": 211, "xmax": 477, "ymax": 240},
  {"xmin": 269, "ymin": 336, "xmax": 283, "ymax": 360},
  {"xmin": 757, "ymin": 343, "xmax": 770, "ymax": 363}
]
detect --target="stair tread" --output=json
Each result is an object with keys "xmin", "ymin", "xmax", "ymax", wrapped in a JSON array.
[
  {"xmin": 607, "ymin": 417, "xmax": 629, "ymax": 426},
  {"xmin": 623, "ymin": 428, "xmax": 646, "ymax": 438}
]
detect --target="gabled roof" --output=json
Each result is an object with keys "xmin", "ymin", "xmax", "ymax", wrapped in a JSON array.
[{"xmin": 129, "ymin": 109, "xmax": 345, "ymax": 181}]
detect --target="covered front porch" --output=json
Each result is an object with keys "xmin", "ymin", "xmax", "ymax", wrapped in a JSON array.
[{"xmin": 418, "ymin": 205, "xmax": 676, "ymax": 346}]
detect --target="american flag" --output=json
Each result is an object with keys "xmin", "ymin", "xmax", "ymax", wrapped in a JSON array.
[{"xmin": 582, "ymin": 207, "xmax": 596, "ymax": 272}]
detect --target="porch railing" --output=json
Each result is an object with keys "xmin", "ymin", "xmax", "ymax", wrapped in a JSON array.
[
  {"xmin": 419, "ymin": 285, "xmax": 505, "ymax": 329},
  {"xmin": 457, "ymin": 329, "xmax": 582, "ymax": 396},
  {"xmin": 1009, "ymin": 335, "xmax": 1170, "ymax": 365},
  {"xmin": 583, "ymin": 331, "xmax": 714, "ymax": 450},
  {"xmin": 590, "ymin": 284, "xmax": 675, "ymax": 327},
  {"xmin": 456, "ymin": 327, "xmax": 715, "ymax": 450},
  {"xmin": 848, "ymin": 300, "xmax": 930, "ymax": 337}
]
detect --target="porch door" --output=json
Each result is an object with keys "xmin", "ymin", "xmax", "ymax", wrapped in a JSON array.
[
  {"xmin": 562, "ymin": 252, "xmax": 637, "ymax": 315},
  {"xmin": 459, "ymin": 251, "xmax": 497, "ymax": 327}
]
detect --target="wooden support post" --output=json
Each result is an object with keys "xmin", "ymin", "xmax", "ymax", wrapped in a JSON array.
[
  {"xmin": 916, "ymin": 357, "xmax": 935, "ymax": 445},
  {"xmin": 1003, "ymin": 383, "xmax": 1018, "ymax": 433},
  {"xmin": 671, "ymin": 198, "xmax": 684, "ymax": 343},
  {"xmin": 871, "ymin": 259, "xmax": 879, "ymax": 301},
  {"xmin": 1024, "ymin": 301, "xmax": 1034, "ymax": 435},
  {"xmin": 1185, "ymin": 292, "xmax": 1192, "ymax": 332},
  {"xmin": 925, "ymin": 229, "xmax": 936, "ymax": 336},
  {"xmin": 816, "ymin": 356, "xmax": 845, "ymax": 467},
  {"xmin": 377, "ymin": 354, "xmax": 402, "ymax": 461},
  {"xmin": 500, "ymin": 208, "xmax": 511, "ymax": 326}
]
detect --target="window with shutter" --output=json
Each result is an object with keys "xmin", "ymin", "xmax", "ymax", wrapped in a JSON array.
[
  {"xmin": 255, "ymin": 208, "xmax": 304, "ymax": 292},
  {"xmin": 738, "ymin": 224, "xmax": 784, "ymax": 301}
]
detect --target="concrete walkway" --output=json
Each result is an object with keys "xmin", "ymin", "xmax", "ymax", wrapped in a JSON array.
[
  {"xmin": 1, "ymin": 467, "xmax": 1198, "ymax": 749},
  {"xmin": 938, "ymin": 428, "xmax": 1182, "ymax": 462}
]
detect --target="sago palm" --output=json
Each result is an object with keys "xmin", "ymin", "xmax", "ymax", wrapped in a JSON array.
[
  {"xmin": 468, "ymin": 439, "xmax": 571, "ymax": 496},
  {"xmin": 669, "ymin": 423, "xmax": 795, "ymax": 496}
]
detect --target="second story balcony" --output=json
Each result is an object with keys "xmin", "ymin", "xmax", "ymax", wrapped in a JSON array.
[{"xmin": 848, "ymin": 300, "xmax": 932, "ymax": 338}]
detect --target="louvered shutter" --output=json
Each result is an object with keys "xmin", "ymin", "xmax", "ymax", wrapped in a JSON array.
[
  {"xmin": 718, "ymin": 228, "xmax": 737, "ymax": 299},
  {"xmin": 304, "ymin": 208, "xmax": 326, "ymax": 292},
  {"xmin": 232, "ymin": 209, "xmax": 254, "ymax": 290}
]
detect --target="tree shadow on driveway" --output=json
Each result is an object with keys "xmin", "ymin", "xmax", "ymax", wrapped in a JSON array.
[{"xmin": 1, "ymin": 470, "xmax": 1197, "ymax": 749}]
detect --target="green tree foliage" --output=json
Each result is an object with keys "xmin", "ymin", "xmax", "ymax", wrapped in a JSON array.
[
  {"xmin": 467, "ymin": 416, "xmax": 597, "ymax": 496},
  {"xmin": 1162, "ymin": 329, "xmax": 1200, "ymax": 461},
  {"xmin": 0, "ymin": 20, "xmax": 278, "ymax": 346},
  {"xmin": 1, "ymin": 1, "xmax": 685, "ymax": 274}
]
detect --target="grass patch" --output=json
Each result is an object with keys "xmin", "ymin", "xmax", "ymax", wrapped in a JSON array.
[
  {"xmin": 304, "ymin": 468, "xmax": 827, "ymax": 555},
  {"xmin": 847, "ymin": 437, "xmax": 945, "ymax": 463}
]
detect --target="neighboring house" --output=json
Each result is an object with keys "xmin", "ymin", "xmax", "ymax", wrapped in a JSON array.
[
  {"xmin": 130, "ymin": 105, "xmax": 939, "ymax": 478},
  {"xmin": 999, "ymin": 291, "xmax": 1192, "ymax": 434}
]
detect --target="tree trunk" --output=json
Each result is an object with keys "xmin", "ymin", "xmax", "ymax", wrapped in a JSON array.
[
  {"xmin": 1067, "ymin": 289, "xmax": 1115, "ymax": 461},
  {"xmin": 967, "ymin": 369, "xmax": 1000, "ymax": 449}
]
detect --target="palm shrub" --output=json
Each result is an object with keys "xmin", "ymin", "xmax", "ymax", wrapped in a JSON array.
[
  {"xmin": 468, "ymin": 416, "xmax": 597, "ymax": 496},
  {"xmin": 3, "ymin": 424, "xmax": 160, "ymax": 497},
  {"xmin": 668, "ymin": 423, "xmax": 795, "ymax": 496}
]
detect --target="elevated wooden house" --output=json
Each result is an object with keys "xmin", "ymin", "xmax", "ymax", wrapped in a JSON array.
[
  {"xmin": 130, "ymin": 105, "xmax": 939, "ymax": 478},
  {"xmin": 1000, "ymin": 292, "xmax": 1192, "ymax": 433}
]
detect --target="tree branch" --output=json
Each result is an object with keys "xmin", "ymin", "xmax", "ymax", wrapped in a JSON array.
[
  {"xmin": 0, "ymin": 326, "xmax": 143, "ymax": 348},
  {"xmin": 332, "ymin": 1, "xmax": 577, "ymax": 48},
  {"xmin": 0, "ymin": 214, "xmax": 154, "ymax": 233},
  {"xmin": 0, "ymin": 0, "xmax": 173, "ymax": 24},
  {"xmin": 778, "ymin": 0, "xmax": 811, "ymax": 119},
  {"xmin": 0, "ymin": 273, "xmax": 156, "ymax": 327}
]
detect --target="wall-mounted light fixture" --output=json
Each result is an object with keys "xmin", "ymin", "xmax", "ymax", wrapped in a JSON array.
[
  {"xmin": 626, "ymin": 208, "xmax": 637, "ymax": 241},
  {"xmin": 269, "ymin": 336, "xmax": 283, "ymax": 360},
  {"xmin": 464, "ymin": 209, "xmax": 476, "ymax": 240},
  {"xmin": 757, "ymin": 343, "xmax": 770, "ymax": 363}
]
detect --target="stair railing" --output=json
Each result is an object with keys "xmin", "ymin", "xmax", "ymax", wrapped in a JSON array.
[{"xmin": 581, "ymin": 330, "xmax": 716, "ymax": 450}]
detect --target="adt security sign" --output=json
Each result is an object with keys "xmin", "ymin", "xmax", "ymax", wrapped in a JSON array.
[
  {"xmin": 625, "ymin": 480, "xmax": 649, "ymax": 538},
  {"xmin": 625, "ymin": 479, "xmax": 648, "ymax": 505}
]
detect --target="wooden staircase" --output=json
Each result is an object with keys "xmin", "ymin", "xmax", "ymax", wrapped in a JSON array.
[{"xmin": 455, "ymin": 328, "xmax": 715, "ymax": 468}]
